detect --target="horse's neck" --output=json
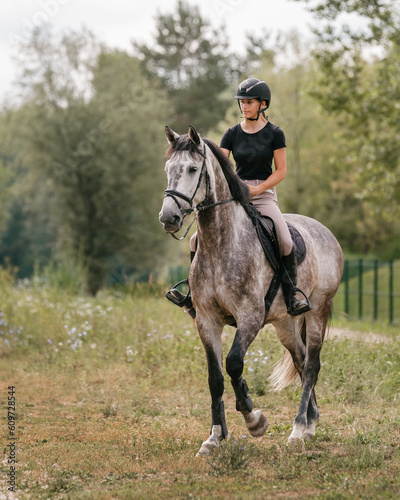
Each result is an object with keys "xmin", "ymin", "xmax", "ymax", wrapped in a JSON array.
[{"xmin": 197, "ymin": 159, "xmax": 250, "ymax": 248}]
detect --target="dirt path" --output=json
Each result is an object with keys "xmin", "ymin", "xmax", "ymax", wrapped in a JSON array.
[{"xmin": 327, "ymin": 326, "xmax": 393, "ymax": 344}]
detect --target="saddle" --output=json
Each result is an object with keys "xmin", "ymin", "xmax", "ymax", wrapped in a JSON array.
[
  {"xmin": 246, "ymin": 203, "xmax": 307, "ymax": 270},
  {"xmin": 245, "ymin": 203, "xmax": 307, "ymax": 319}
]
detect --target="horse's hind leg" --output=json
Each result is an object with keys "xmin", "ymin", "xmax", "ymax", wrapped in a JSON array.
[
  {"xmin": 226, "ymin": 322, "xmax": 268, "ymax": 438},
  {"xmin": 196, "ymin": 321, "xmax": 227, "ymax": 456},
  {"xmin": 288, "ymin": 305, "xmax": 330, "ymax": 444}
]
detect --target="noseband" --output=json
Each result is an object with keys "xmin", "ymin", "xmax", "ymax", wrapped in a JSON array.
[{"xmin": 163, "ymin": 143, "xmax": 234, "ymax": 240}]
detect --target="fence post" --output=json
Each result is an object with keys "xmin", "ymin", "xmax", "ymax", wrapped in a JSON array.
[
  {"xmin": 343, "ymin": 260, "xmax": 349, "ymax": 316},
  {"xmin": 358, "ymin": 259, "xmax": 363, "ymax": 320},
  {"xmin": 389, "ymin": 260, "xmax": 394, "ymax": 324},
  {"xmin": 373, "ymin": 260, "xmax": 378, "ymax": 321}
]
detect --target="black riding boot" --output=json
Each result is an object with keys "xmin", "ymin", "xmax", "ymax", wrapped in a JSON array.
[
  {"xmin": 165, "ymin": 251, "xmax": 196, "ymax": 319},
  {"xmin": 280, "ymin": 248, "xmax": 311, "ymax": 316}
]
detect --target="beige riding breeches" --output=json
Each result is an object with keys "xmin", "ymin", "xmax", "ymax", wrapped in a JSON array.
[{"xmin": 244, "ymin": 180, "xmax": 293, "ymax": 256}]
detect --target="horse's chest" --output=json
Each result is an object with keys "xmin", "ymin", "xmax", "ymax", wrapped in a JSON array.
[{"xmin": 191, "ymin": 255, "xmax": 260, "ymax": 303}]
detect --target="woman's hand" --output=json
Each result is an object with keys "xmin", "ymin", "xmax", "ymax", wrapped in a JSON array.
[{"xmin": 248, "ymin": 184, "xmax": 261, "ymax": 197}]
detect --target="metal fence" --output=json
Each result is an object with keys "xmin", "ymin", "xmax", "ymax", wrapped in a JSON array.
[
  {"xmin": 335, "ymin": 259, "xmax": 400, "ymax": 324},
  {"xmin": 169, "ymin": 259, "xmax": 400, "ymax": 325}
]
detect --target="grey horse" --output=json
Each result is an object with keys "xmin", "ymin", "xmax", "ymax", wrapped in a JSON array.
[{"xmin": 159, "ymin": 125, "xmax": 344, "ymax": 455}]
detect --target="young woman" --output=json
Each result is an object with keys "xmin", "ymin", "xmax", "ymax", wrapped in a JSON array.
[
  {"xmin": 166, "ymin": 78, "xmax": 310, "ymax": 317},
  {"xmin": 219, "ymin": 77, "xmax": 310, "ymax": 316}
]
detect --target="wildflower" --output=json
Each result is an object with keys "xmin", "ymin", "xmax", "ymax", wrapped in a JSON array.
[
  {"xmin": 48, "ymin": 339, "xmax": 53, "ymax": 344},
  {"xmin": 5, "ymin": 339, "xmax": 10, "ymax": 346},
  {"xmin": 71, "ymin": 327, "xmax": 76, "ymax": 334},
  {"xmin": 248, "ymin": 367, "xmax": 254, "ymax": 372}
]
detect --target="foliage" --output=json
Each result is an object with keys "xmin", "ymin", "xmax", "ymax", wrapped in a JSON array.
[
  {"xmin": 134, "ymin": 0, "xmax": 241, "ymax": 134},
  {"xmin": 291, "ymin": 0, "xmax": 400, "ymax": 225},
  {"xmin": 1, "ymin": 27, "xmax": 173, "ymax": 295}
]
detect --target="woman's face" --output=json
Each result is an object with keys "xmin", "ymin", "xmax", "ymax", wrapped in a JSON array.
[{"xmin": 239, "ymin": 99, "xmax": 264, "ymax": 119}]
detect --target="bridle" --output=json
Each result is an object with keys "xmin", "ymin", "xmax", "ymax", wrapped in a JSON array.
[{"xmin": 163, "ymin": 143, "xmax": 234, "ymax": 240}]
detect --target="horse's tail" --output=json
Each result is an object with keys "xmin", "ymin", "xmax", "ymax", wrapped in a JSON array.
[{"xmin": 268, "ymin": 317, "xmax": 305, "ymax": 392}]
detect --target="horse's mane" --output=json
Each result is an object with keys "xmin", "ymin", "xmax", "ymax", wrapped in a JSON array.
[{"xmin": 166, "ymin": 135, "xmax": 249, "ymax": 207}]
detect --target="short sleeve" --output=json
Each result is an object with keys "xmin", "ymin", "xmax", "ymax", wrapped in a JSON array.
[
  {"xmin": 220, "ymin": 128, "xmax": 233, "ymax": 150},
  {"xmin": 272, "ymin": 127, "xmax": 286, "ymax": 150}
]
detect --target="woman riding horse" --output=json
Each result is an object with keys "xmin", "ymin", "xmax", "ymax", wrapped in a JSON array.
[{"xmin": 166, "ymin": 78, "xmax": 310, "ymax": 317}]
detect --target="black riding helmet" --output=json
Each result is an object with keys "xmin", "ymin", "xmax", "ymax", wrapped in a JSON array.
[{"xmin": 234, "ymin": 78, "xmax": 271, "ymax": 120}]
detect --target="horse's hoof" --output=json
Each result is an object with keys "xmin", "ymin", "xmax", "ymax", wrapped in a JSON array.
[
  {"xmin": 304, "ymin": 421, "xmax": 317, "ymax": 441},
  {"xmin": 196, "ymin": 425, "xmax": 223, "ymax": 456},
  {"xmin": 287, "ymin": 425, "xmax": 305, "ymax": 447},
  {"xmin": 245, "ymin": 410, "xmax": 268, "ymax": 438}
]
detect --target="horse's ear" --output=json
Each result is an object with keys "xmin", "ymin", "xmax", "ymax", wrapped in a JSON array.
[
  {"xmin": 188, "ymin": 125, "xmax": 202, "ymax": 147},
  {"xmin": 165, "ymin": 125, "xmax": 180, "ymax": 144}
]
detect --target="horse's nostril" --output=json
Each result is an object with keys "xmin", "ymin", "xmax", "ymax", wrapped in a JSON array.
[{"xmin": 172, "ymin": 215, "xmax": 181, "ymax": 225}]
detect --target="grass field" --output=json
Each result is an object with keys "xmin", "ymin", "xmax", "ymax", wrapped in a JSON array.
[{"xmin": 1, "ymin": 271, "xmax": 400, "ymax": 499}]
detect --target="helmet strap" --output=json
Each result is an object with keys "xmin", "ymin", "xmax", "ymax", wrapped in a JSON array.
[
  {"xmin": 237, "ymin": 100, "xmax": 268, "ymax": 121},
  {"xmin": 247, "ymin": 102, "xmax": 262, "ymax": 121}
]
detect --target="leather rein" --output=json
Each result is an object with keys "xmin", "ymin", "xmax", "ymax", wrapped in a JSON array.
[{"xmin": 163, "ymin": 143, "xmax": 234, "ymax": 240}]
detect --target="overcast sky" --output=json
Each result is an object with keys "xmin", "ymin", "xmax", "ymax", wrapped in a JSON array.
[{"xmin": 1, "ymin": 0, "xmax": 314, "ymax": 99}]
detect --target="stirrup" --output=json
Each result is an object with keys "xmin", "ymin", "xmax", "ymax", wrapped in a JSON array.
[
  {"xmin": 165, "ymin": 279, "xmax": 191, "ymax": 307},
  {"xmin": 288, "ymin": 288, "xmax": 312, "ymax": 316},
  {"xmin": 165, "ymin": 280, "xmax": 196, "ymax": 319}
]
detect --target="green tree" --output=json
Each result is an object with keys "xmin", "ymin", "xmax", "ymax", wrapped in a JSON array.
[
  {"xmin": 211, "ymin": 30, "xmax": 397, "ymax": 256},
  {"xmin": 291, "ymin": 0, "xmax": 400, "ymax": 229},
  {"xmin": 7, "ymin": 26, "xmax": 172, "ymax": 294},
  {"xmin": 134, "ymin": 0, "xmax": 240, "ymax": 134}
]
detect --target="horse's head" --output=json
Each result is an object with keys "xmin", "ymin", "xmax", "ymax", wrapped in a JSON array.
[{"xmin": 159, "ymin": 125, "xmax": 208, "ymax": 234}]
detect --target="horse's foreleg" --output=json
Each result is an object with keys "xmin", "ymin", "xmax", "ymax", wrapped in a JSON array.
[
  {"xmin": 197, "ymin": 328, "xmax": 227, "ymax": 456},
  {"xmin": 226, "ymin": 328, "xmax": 268, "ymax": 438}
]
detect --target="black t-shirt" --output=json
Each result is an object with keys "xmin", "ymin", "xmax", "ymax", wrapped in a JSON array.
[{"xmin": 219, "ymin": 122, "xmax": 286, "ymax": 180}]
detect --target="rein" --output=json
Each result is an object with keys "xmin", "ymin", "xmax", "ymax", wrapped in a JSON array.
[{"xmin": 163, "ymin": 143, "xmax": 234, "ymax": 240}]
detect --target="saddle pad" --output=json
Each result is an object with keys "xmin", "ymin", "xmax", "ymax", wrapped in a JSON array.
[{"xmin": 256, "ymin": 216, "xmax": 307, "ymax": 270}]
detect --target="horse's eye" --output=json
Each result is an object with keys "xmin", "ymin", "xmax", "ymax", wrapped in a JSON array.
[{"xmin": 188, "ymin": 166, "xmax": 198, "ymax": 173}]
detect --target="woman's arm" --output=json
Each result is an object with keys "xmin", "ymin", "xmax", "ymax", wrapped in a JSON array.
[
  {"xmin": 220, "ymin": 147, "xmax": 230, "ymax": 159},
  {"xmin": 247, "ymin": 147, "xmax": 287, "ymax": 197}
]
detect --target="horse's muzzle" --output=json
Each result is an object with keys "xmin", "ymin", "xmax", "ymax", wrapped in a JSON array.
[{"xmin": 159, "ymin": 209, "xmax": 183, "ymax": 234}]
